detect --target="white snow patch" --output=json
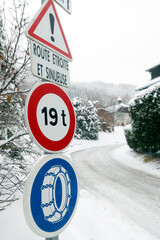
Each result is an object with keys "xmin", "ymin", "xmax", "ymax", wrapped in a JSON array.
[
  {"xmin": 111, "ymin": 145, "xmax": 160, "ymax": 178},
  {"xmin": 61, "ymin": 188, "xmax": 157, "ymax": 240},
  {"xmin": 67, "ymin": 127, "xmax": 126, "ymax": 154}
]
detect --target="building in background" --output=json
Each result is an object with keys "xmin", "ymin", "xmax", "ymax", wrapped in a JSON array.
[
  {"xmin": 136, "ymin": 64, "xmax": 160, "ymax": 92},
  {"xmin": 106, "ymin": 97, "xmax": 130, "ymax": 126}
]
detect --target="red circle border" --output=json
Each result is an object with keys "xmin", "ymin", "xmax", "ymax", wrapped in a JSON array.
[{"xmin": 26, "ymin": 83, "xmax": 75, "ymax": 152}]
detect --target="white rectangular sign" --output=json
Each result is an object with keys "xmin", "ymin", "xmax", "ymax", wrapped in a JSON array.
[
  {"xmin": 54, "ymin": 0, "xmax": 72, "ymax": 14},
  {"xmin": 30, "ymin": 40, "xmax": 70, "ymax": 88}
]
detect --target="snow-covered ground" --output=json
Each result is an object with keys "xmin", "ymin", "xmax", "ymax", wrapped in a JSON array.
[{"xmin": 0, "ymin": 127, "xmax": 160, "ymax": 240}]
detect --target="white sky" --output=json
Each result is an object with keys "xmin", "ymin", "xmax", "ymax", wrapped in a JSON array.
[{"xmin": 5, "ymin": 0, "xmax": 160, "ymax": 86}]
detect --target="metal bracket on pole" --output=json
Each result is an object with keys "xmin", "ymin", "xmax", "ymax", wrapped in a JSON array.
[{"xmin": 45, "ymin": 237, "xmax": 59, "ymax": 240}]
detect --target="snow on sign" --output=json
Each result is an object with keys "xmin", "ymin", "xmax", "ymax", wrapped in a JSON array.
[
  {"xmin": 25, "ymin": 82, "xmax": 75, "ymax": 153},
  {"xmin": 54, "ymin": 0, "xmax": 72, "ymax": 14},
  {"xmin": 25, "ymin": 0, "xmax": 72, "ymax": 61},
  {"xmin": 23, "ymin": 154, "xmax": 79, "ymax": 238},
  {"xmin": 30, "ymin": 40, "xmax": 70, "ymax": 87}
]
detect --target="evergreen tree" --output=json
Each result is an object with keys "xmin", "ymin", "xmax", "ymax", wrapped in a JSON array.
[{"xmin": 72, "ymin": 97, "xmax": 100, "ymax": 140}]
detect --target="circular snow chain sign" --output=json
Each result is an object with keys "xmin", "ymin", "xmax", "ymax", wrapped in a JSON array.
[
  {"xmin": 23, "ymin": 154, "xmax": 79, "ymax": 238},
  {"xmin": 25, "ymin": 82, "xmax": 75, "ymax": 153}
]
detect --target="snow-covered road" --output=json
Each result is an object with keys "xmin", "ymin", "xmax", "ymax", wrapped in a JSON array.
[{"xmin": 72, "ymin": 144, "xmax": 160, "ymax": 239}]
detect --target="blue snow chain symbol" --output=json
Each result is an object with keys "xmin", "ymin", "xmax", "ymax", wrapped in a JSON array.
[{"xmin": 41, "ymin": 165, "xmax": 71, "ymax": 223}]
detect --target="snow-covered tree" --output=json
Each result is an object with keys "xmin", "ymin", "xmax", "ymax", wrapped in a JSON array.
[
  {"xmin": 125, "ymin": 85, "xmax": 160, "ymax": 153},
  {"xmin": 72, "ymin": 97, "xmax": 100, "ymax": 140},
  {"xmin": 0, "ymin": 0, "xmax": 38, "ymax": 211}
]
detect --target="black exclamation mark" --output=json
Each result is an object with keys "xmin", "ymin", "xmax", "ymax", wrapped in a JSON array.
[{"xmin": 49, "ymin": 13, "xmax": 55, "ymax": 42}]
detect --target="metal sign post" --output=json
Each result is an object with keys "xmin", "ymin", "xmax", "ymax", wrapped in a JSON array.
[
  {"xmin": 42, "ymin": 0, "xmax": 58, "ymax": 238},
  {"xmin": 41, "ymin": 1, "xmax": 55, "ymax": 240},
  {"xmin": 41, "ymin": 0, "xmax": 59, "ymax": 240}
]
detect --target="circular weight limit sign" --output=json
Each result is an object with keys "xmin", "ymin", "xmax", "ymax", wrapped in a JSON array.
[
  {"xmin": 25, "ymin": 82, "xmax": 75, "ymax": 152},
  {"xmin": 23, "ymin": 154, "xmax": 79, "ymax": 238}
]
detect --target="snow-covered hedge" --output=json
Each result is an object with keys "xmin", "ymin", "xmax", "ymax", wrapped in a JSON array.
[{"xmin": 125, "ymin": 85, "xmax": 160, "ymax": 153}]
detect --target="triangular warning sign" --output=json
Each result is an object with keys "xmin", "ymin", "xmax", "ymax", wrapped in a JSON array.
[{"xmin": 26, "ymin": 0, "xmax": 72, "ymax": 61}]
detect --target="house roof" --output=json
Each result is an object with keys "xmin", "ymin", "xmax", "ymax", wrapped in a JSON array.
[
  {"xmin": 146, "ymin": 64, "xmax": 160, "ymax": 72},
  {"xmin": 135, "ymin": 76, "xmax": 160, "ymax": 91},
  {"xmin": 106, "ymin": 103, "xmax": 129, "ymax": 113}
]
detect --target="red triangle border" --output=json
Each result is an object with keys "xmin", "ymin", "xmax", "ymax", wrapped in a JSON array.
[{"xmin": 28, "ymin": 0, "xmax": 72, "ymax": 60}]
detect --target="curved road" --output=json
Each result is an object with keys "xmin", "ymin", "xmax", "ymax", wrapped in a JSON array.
[{"xmin": 71, "ymin": 144, "xmax": 160, "ymax": 239}]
